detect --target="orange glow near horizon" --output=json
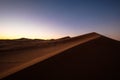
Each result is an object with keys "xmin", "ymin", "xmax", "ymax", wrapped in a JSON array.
[
  {"xmin": 0, "ymin": 33, "xmax": 63, "ymax": 40},
  {"xmin": 0, "ymin": 31, "xmax": 64, "ymax": 40},
  {"xmin": 0, "ymin": 18, "xmax": 64, "ymax": 40}
]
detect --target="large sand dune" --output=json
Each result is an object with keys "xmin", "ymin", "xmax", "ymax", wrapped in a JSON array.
[{"xmin": 0, "ymin": 32, "xmax": 120, "ymax": 80}]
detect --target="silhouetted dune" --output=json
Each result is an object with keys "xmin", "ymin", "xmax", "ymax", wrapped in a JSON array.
[
  {"xmin": 1, "ymin": 32, "xmax": 120, "ymax": 80},
  {"xmin": 0, "ymin": 32, "xmax": 97, "ymax": 52},
  {"xmin": 0, "ymin": 38, "xmax": 53, "ymax": 52},
  {"xmin": 56, "ymin": 36, "xmax": 71, "ymax": 40}
]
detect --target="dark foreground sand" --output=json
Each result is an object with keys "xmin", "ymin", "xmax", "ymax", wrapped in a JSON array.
[{"xmin": 1, "ymin": 32, "xmax": 120, "ymax": 80}]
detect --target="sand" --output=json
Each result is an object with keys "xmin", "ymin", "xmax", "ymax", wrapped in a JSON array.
[
  {"xmin": 3, "ymin": 35, "xmax": 119, "ymax": 80},
  {"xmin": 0, "ymin": 32, "xmax": 101, "ymax": 79}
]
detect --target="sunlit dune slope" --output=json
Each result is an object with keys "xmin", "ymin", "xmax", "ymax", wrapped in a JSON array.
[
  {"xmin": 0, "ymin": 32, "xmax": 98, "ymax": 52},
  {"xmin": 1, "ymin": 32, "xmax": 120, "ymax": 80}
]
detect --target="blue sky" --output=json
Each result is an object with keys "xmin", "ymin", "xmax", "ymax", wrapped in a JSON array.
[{"xmin": 0, "ymin": 0, "xmax": 120, "ymax": 40}]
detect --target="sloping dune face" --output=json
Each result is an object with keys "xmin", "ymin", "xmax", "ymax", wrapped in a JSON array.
[
  {"xmin": 0, "ymin": 32, "xmax": 100, "ymax": 79},
  {"xmin": 1, "ymin": 32, "xmax": 120, "ymax": 80}
]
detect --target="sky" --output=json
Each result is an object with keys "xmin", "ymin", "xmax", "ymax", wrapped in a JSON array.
[{"xmin": 0, "ymin": 0, "xmax": 120, "ymax": 40}]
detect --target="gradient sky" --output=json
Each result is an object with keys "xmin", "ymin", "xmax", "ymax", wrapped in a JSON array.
[{"xmin": 0, "ymin": 0, "xmax": 120, "ymax": 40}]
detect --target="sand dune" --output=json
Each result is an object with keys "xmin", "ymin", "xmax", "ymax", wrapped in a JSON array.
[{"xmin": 0, "ymin": 32, "xmax": 120, "ymax": 80}]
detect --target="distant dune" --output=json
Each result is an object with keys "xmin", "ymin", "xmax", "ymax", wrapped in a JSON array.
[{"xmin": 0, "ymin": 32, "xmax": 120, "ymax": 80}]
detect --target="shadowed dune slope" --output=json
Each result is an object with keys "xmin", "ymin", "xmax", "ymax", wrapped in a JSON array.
[{"xmin": 2, "ymin": 34, "xmax": 120, "ymax": 80}]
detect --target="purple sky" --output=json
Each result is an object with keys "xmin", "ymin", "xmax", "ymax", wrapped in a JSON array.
[{"xmin": 0, "ymin": 0, "xmax": 120, "ymax": 40}]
